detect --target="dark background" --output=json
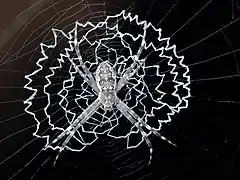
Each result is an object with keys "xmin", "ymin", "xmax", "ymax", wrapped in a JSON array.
[{"xmin": 0, "ymin": 0, "xmax": 240, "ymax": 180}]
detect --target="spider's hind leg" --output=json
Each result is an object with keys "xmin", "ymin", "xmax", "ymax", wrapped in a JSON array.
[
  {"xmin": 135, "ymin": 123, "xmax": 153, "ymax": 165},
  {"xmin": 116, "ymin": 101, "xmax": 154, "ymax": 165},
  {"xmin": 138, "ymin": 119, "xmax": 177, "ymax": 147}
]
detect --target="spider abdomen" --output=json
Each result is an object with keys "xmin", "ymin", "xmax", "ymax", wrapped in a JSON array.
[{"xmin": 96, "ymin": 61, "xmax": 117, "ymax": 110}]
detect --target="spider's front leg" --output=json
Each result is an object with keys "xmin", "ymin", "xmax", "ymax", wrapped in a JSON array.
[
  {"xmin": 115, "ymin": 60, "xmax": 141, "ymax": 93},
  {"xmin": 74, "ymin": 46, "xmax": 99, "ymax": 93},
  {"xmin": 68, "ymin": 57, "xmax": 99, "ymax": 94},
  {"xmin": 67, "ymin": 44, "xmax": 100, "ymax": 94}
]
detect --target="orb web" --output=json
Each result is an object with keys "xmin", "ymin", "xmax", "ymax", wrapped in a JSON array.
[{"xmin": 24, "ymin": 10, "xmax": 190, "ymax": 162}]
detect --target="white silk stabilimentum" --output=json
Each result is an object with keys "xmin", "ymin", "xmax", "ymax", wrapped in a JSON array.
[{"xmin": 24, "ymin": 10, "xmax": 191, "ymax": 164}]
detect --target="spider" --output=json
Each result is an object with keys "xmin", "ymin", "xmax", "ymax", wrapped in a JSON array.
[{"xmin": 50, "ymin": 44, "xmax": 176, "ymax": 164}]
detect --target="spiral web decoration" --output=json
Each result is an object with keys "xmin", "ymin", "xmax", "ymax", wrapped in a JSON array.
[{"xmin": 24, "ymin": 10, "xmax": 191, "ymax": 163}]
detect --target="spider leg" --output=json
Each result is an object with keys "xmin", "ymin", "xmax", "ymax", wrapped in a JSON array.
[
  {"xmin": 117, "ymin": 99, "xmax": 176, "ymax": 146},
  {"xmin": 116, "ymin": 99, "xmax": 176, "ymax": 164},
  {"xmin": 136, "ymin": 123, "xmax": 153, "ymax": 165},
  {"xmin": 74, "ymin": 45, "xmax": 99, "ymax": 93},
  {"xmin": 116, "ymin": 29, "xmax": 147, "ymax": 93},
  {"xmin": 68, "ymin": 57, "xmax": 99, "ymax": 93},
  {"xmin": 116, "ymin": 61, "xmax": 141, "ymax": 93},
  {"xmin": 50, "ymin": 99, "xmax": 101, "ymax": 151},
  {"xmin": 116, "ymin": 100, "xmax": 153, "ymax": 164}
]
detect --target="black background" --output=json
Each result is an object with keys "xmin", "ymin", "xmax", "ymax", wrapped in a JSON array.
[{"xmin": 0, "ymin": 0, "xmax": 240, "ymax": 180}]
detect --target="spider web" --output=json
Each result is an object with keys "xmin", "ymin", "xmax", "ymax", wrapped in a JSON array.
[
  {"xmin": 23, "ymin": 10, "xmax": 189, "ymax": 156},
  {"xmin": 0, "ymin": 0, "xmax": 240, "ymax": 180}
]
